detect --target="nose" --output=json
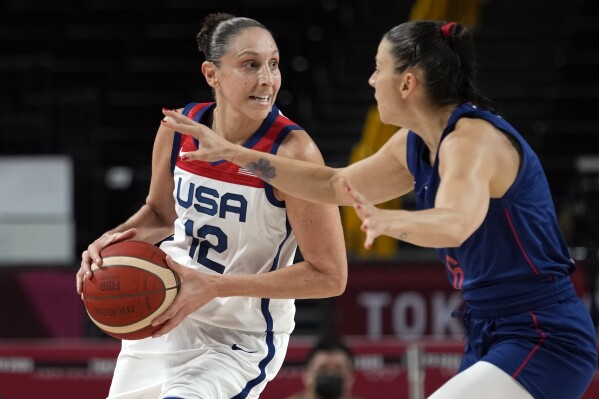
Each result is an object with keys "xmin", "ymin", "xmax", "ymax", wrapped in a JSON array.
[
  {"xmin": 368, "ymin": 72, "xmax": 376, "ymax": 88},
  {"xmin": 259, "ymin": 65, "xmax": 275, "ymax": 86}
]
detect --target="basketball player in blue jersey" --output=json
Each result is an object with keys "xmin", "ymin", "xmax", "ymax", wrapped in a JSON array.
[
  {"xmin": 162, "ymin": 20, "xmax": 598, "ymax": 399},
  {"xmin": 76, "ymin": 13, "xmax": 347, "ymax": 399}
]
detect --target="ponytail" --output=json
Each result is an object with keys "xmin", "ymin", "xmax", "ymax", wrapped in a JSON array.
[{"xmin": 384, "ymin": 20, "xmax": 495, "ymax": 112}]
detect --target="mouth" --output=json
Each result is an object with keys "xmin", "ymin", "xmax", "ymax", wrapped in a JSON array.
[{"xmin": 249, "ymin": 95, "xmax": 271, "ymax": 104}]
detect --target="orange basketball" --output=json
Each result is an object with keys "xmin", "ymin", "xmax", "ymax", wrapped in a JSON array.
[{"xmin": 82, "ymin": 240, "xmax": 180, "ymax": 340}]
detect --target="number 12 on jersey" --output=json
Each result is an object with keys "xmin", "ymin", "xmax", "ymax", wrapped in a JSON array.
[{"xmin": 184, "ymin": 219, "xmax": 227, "ymax": 274}]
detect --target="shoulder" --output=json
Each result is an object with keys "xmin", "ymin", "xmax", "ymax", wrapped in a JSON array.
[
  {"xmin": 276, "ymin": 129, "xmax": 325, "ymax": 165},
  {"xmin": 441, "ymin": 117, "xmax": 499, "ymax": 154},
  {"xmin": 438, "ymin": 117, "xmax": 512, "ymax": 178},
  {"xmin": 379, "ymin": 127, "xmax": 410, "ymax": 167},
  {"xmin": 455, "ymin": 116, "xmax": 497, "ymax": 135},
  {"xmin": 387, "ymin": 127, "xmax": 410, "ymax": 147}
]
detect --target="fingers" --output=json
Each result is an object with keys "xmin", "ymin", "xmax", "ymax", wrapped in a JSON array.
[
  {"xmin": 165, "ymin": 255, "xmax": 183, "ymax": 273},
  {"xmin": 341, "ymin": 179, "xmax": 379, "ymax": 250},
  {"xmin": 77, "ymin": 250, "xmax": 94, "ymax": 295},
  {"xmin": 342, "ymin": 178, "xmax": 376, "ymax": 227},
  {"xmin": 77, "ymin": 229, "xmax": 138, "ymax": 295},
  {"xmin": 362, "ymin": 222, "xmax": 375, "ymax": 250},
  {"xmin": 341, "ymin": 177, "xmax": 367, "ymax": 206},
  {"xmin": 151, "ymin": 298, "xmax": 180, "ymax": 329},
  {"xmin": 151, "ymin": 289, "xmax": 181, "ymax": 328},
  {"xmin": 341, "ymin": 177, "xmax": 358, "ymax": 202},
  {"xmin": 178, "ymin": 150, "xmax": 199, "ymax": 162},
  {"xmin": 344, "ymin": 178, "xmax": 375, "ymax": 249},
  {"xmin": 76, "ymin": 270, "xmax": 88, "ymax": 295},
  {"xmin": 87, "ymin": 244, "xmax": 103, "ymax": 268},
  {"xmin": 161, "ymin": 108, "xmax": 192, "ymax": 125},
  {"xmin": 152, "ymin": 315, "xmax": 184, "ymax": 338},
  {"xmin": 353, "ymin": 203, "xmax": 369, "ymax": 221},
  {"xmin": 117, "ymin": 228, "xmax": 137, "ymax": 242},
  {"xmin": 95, "ymin": 228, "xmax": 137, "ymax": 262},
  {"xmin": 164, "ymin": 256, "xmax": 185, "ymax": 285},
  {"xmin": 118, "ymin": 227, "xmax": 137, "ymax": 241},
  {"xmin": 161, "ymin": 109, "xmax": 200, "ymax": 136},
  {"xmin": 161, "ymin": 106, "xmax": 235, "ymax": 164},
  {"xmin": 364, "ymin": 235, "xmax": 374, "ymax": 250},
  {"xmin": 150, "ymin": 296, "xmax": 186, "ymax": 337},
  {"xmin": 151, "ymin": 256, "xmax": 183, "ymax": 330}
]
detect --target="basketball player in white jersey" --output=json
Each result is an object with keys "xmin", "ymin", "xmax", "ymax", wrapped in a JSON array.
[{"xmin": 76, "ymin": 13, "xmax": 347, "ymax": 399}]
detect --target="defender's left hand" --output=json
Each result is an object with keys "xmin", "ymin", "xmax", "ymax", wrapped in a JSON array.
[{"xmin": 342, "ymin": 178, "xmax": 387, "ymax": 249}]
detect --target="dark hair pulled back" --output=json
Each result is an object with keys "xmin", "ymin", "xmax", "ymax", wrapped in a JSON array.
[
  {"xmin": 306, "ymin": 337, "xmax": 355, "ymax": 369},
  {"xmin": 384, "ymin": 20, "xmax": 495, "ymax": 112},
  {"xmin": 196, "ymin": 13, "xmax": 270, "ymax": 67}
]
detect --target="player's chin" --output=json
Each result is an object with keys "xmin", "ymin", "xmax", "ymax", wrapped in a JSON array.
[{"xmin": 246, "ymin": 108, "xmax": 272, "ymax": 123}]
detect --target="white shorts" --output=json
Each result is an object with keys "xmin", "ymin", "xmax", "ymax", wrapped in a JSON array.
[
  {"xmin": 428, "ymin": 361, "xmax": 533, "ymax": 399},
  {"xmin": 107, "ymin": 317, "xmax": 290, "ymax": 399}
]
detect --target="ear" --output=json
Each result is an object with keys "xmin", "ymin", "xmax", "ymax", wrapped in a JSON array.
[
  {"xmin": 202, "ymin": 61, "xmax": 219, "ymax": 89},
  {"xmin": 399, "ymin": 72, "xmax": 417, "ymax": 99}
]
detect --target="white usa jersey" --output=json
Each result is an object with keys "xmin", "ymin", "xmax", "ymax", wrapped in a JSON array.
[{"xmin": 160, "ymin": 102, "xmax": 300, "ymax": 334}]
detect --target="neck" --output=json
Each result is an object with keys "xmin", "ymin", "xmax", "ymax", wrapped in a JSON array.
[
  {"xmin": 409, "ymin": 103, "xmax": 457, "ymax": 155},
  {"xmin": 212, "ymin": 105, "xmax": 264, "ymax": 145}
]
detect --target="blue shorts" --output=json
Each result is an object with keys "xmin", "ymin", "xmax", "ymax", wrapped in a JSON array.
[{"xmin": 458, "ymin": 279, "xmax": 598, "ymax": 399}]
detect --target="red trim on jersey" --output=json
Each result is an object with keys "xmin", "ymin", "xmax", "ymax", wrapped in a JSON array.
[
  {"xmin": 177, "ymin": 158, "xmax": 265, "ymax": 188},
  {"xmin": 174, "ymin": 103, "xmax": 298, "ymax": 188},
  {"xmin": 187, "ymin": 103, "xmax": 206, "ymax": 121},
  {"xmin": 504, "ymin": 208, "xmax": 540, "ymax": 275}
]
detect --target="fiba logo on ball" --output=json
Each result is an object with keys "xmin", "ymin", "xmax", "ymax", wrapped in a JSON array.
[
  {"xmin": 100, "ymin": 277, "xmax": 120, "ymax": 291},
  {"xmin": 82, "ymin": 241, "xmax": 180, "ymax": 340}
]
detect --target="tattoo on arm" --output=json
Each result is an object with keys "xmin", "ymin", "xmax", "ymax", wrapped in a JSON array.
[{"xmin": 245, "ymin": 159, "xmax": 277, "ymax": 183}]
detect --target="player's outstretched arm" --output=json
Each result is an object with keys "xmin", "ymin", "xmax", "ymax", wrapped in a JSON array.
[
  {"xmin": 344, "ymin": 122, "xmax": 498, "ymax": 250},
  {"xmin": 161, "ymin": 108, "xmax": 413, "ymax": 206}
]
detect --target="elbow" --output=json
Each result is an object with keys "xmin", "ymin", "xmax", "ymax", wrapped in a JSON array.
[
  {"xmin": 444, "ymin": 225, "xmax": 473, "ymax": 248},
  {"xmin": 313, "ymin": 258, "xmax": 347, "ymax": 297},
  {"xmin": 444, "ymin": 236, "xmax": 466, "ymax": 248},
  {"xmin": 327, "ymin": 261, "xmax": 348, "ymax": 297},
  {"xmin": 331, "ymin": 276, "xmax": 347, "ymax": 297}
]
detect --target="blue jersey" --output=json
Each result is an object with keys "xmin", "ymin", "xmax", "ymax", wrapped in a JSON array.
[{"xmin": 406, "ymin": 103, "xmax": 575, "ymax": 303}]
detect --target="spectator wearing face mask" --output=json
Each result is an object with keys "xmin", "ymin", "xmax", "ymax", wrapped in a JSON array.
[{"xmin": 286, "ymin": 337, "xmax": 361, "ymax": 399}]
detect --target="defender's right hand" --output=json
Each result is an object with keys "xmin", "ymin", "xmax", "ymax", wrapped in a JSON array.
[{"xmin": 161, "ymin": 108, "xmax": 237, "ymax": 163}]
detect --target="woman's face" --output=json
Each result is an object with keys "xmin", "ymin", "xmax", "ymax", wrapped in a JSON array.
[
  {"xmin": 212, "ymin": 27, "xmax": 281, "ymax": 121},
  {"xmin": 304, "ymin": 351, "xmax": 354, "ymax": 397},
  {"xmin": 368, "ymin": 38, "xmax": 404, "ymax": 125}
]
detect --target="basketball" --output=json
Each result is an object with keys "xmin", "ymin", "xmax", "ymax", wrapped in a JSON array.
[{"xmin": 82, "ymin": 240, "xmax": 180, "ymax": 340}]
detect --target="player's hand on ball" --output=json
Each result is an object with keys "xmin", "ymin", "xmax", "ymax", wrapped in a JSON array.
[
  {"xmin": 150, "ymin": 256, "xmax": 219, "ymax": 337},
  {"xmin": 76, "ymin": 228, "xmax": 137, "ymax": 296},
  {"xmin": 161, "ymin": 108, "xmax": 238, "ymax": 163},
  {"xmin": 342, "ymin": 178, "xmax": 387, "ymax": 250}
]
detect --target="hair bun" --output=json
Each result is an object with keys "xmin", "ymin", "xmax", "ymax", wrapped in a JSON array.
[{"xmin": 197, "ymin": 12, "xmax": 236, "ymax": 54}]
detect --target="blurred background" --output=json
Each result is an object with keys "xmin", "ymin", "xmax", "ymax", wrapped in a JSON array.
[{"xmin": 1, "ymin": 0, "xmax": 598, "ymax": 397}]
